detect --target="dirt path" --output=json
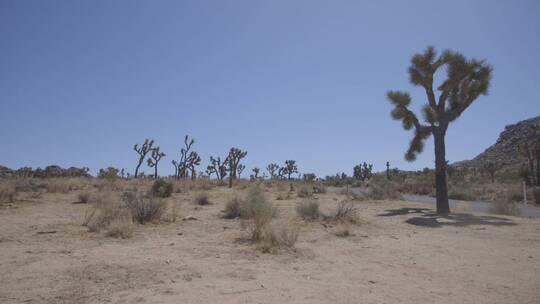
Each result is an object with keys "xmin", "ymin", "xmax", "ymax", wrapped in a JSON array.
[{"xmin": 1, "ymin": 189, "xmax": 539, "ymax": 303}]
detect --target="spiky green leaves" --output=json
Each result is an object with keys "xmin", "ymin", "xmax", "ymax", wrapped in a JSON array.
[
  {"xmin": 405, "ymin": 127, "xmax": 432, "ymax": 161},
  {"xmin": 387, "ymin": 91, "xmax": 411, "ymax": 107},
  {"xmin": 387, "ymin": 47, "xmax": 493, "ymax": 162}
]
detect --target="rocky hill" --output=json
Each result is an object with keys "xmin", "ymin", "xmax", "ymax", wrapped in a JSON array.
[{"xmin": 455, "ymin": 115, "xmax": 540, "ymax": 168}]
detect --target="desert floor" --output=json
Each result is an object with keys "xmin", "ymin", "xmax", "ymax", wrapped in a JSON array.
[{"xmin": 1, "ymin": 186, "xmax": 539, "ymax": 304}]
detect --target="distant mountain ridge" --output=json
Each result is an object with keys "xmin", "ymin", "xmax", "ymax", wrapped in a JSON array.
[{"xmin": 455, "ymin": 115, "xmax": 540, "ymax": 168}]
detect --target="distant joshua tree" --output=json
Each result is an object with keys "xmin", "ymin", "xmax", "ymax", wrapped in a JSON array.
[
  {"xmin": 227, "ymin": 148, "xmax": 247, "ymax": 188},
  {"xmin": 147, "ymin": 147, "xmax": 165, "ymax": 179},
  {"xmin": 266, "ymin": 163, "xmax": 279, "ymax": 179},
  {"xmin": 353, "ymin": 162, "xmax": 373, "ymax": 181},
  {"xmin": 386, "ymin": 161, "xmax": 391, "ymax": 180},
  {"xmin": 282, "ymin": 160, "xmax": 298, "ymax": 180},
  {"xmin": 207, "ymin": 156, "xmax": 228, "ymax": 180},
  {"xmin": 172, "ymin": 135, "xmax": 201, "ymax": 180},
  {"xmin": 252, "ymin": 167, "xmax": 260, "ymax": 179},
  {"xmin": 303, "ymin": 173, "xmax": 316, "ymax": 182},
  {"xmin": 133, "ymin": 139, "xmax": 154, "ymax": 178},
  {"xmin": 387, "ymin": 47, "xmax": 492, "ymax": 214},
  {"xmin": 237, "ymin": 164, "xmax": 246, "ymax": 178}
]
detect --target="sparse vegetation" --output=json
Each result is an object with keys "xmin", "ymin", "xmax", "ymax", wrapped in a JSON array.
[
  {"xmin": 491, "ymin": 200, "xmax": 521, "ymax": 216},
  {"xmin": 0, "ymin": 185, "xmax": 15, "ymax": 204},
  {"xmin": 151, "ymin": 179, "xmax": 173, "ymax": 198},
  {"xmin": 222, "ymin": 196, "xmax": 242, "ymax": 219},
  {"xmin": 332, "ymin": 201, "xmax": 358, "ymax": 223},
  {"xmin": 77, "ymin": 192, "xmax": 91, "ymax": 204},
  {"xmin": 122, "ymin": 191, "xmax": 167, "ymax": 224},
  {"xmin": 334, "ymin": 224, "xmax": 351, "ymax": 237},
  {"xmin": 296, "ymin": 186, "xmax": 311, "ymax": 198},
  {"xmin": 296, "ymin": 200, "xmax": 320, "ymax": 220},
  {"xmin": 193, "ymin": 192, "xmax": 211, "ymax": 205},
  {"xmin": 240, "ymin": 186, "xmax": 276, "ymax": 241}
]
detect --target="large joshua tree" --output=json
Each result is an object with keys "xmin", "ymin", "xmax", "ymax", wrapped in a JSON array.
[
  {"xmin": 133, "ymin": 139, "xmax": 154, "ymax": 178},
  {"xmin": 388, "ymin": 47, "xmax": 492, "ymax": 214}
]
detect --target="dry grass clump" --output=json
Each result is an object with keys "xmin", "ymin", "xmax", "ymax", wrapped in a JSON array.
[
  {"xmin": 106, "ymin": 218, "xmax": 134, "ymax": 239},
  {"xmin": 331, "ymin": 201, "xmax": 358, "ymax": 223},
  {"xmin": 77, "ymin": 192, "xmax": 91, "ymax": 204},
  {"xmin": 260, "ymin": 224, "xmax": 299, "ymax": 253},
  {"xmin": 313, "ymin": 183, "xmax": 326, "ymax": 194},
  {"xmin": 241, "ymin": 186, "xmax": 277, "ymax": 241},
  {"xmin": 0, "ymin": 185, "xmax": 15, "ymax": 204},
  {"xmin": 490, "ymin": 200, "xmax": 521, "ymax": 216},
  {"xmin": 334, "ymin": 223, "xmax": 351, "ymax": 237},
  {"xmin": 368, "ymin": 183, "xmax": 402, "ymax": 200},
  {"xmin": 222, "ymin": 196, "xmax": 242, "ymax": 219},
  {"xmin": 275, "ymin": 191, "xmax": 291, "ymax": 200},
  {"xmin": 122, "ymin": 191, "xmax": 167, "ymax": 224},
  {"xmin": 296, "ymin": 200, "xmax": 320, "ymax": 221},
  {"xmin": 150, "ymin": 179, "xmax": 173, "ymax": 198},
  {"xmin": 15, "ymin": 179, "xmax": 44, "ymax": 193},
  {"xmin": 193, "ymin": 192, "xmax": 211, "ymax": 205},
  {"xmin": 83, "ymin": 193, "xmax": 134, "ymax": 238},
  {"xmin": 296, "ymin": 186, "xmax": 311, "ymax": 198}
]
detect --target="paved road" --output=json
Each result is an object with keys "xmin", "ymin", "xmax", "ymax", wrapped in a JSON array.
[
  {"xmin": 402, "ymin": 194, "xmax": 540, "ymax": 218},
  {"xmin": 327, "ymin": 186, "xmax": 540, "ymax": 218}
]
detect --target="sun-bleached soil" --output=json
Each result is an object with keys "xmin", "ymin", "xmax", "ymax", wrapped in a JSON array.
[{"xmin": 1, "ymin": 185, "xmax": 539, "ymax": 304}]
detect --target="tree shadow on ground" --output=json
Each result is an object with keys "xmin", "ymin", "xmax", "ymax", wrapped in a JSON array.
[{"xmin": 377, "ymin": 207, "xmax": 516, "ymax": 228}]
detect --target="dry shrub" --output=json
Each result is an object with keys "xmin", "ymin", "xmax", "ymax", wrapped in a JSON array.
[
  {"xmin": 447, "ymin": 187, "xmax": 476, "ymax": 201},
  {"xmin": 123, "ymin": 191, "xmax": 167, "ymax": 224},
  {"xmin": 313, "ymin": 183, "xmax": 326, "ymax": 194},
  {"xmin": 296, "ymin": 200, "xmax": 320, "ymax": 220},
  {"xmin": 491, "ymin": 201, "xmax": 521, "ymax": 216},
  {"xmin": 0, "ymin": 185, "xmax": 15, "ymax": 204},
  {"xmin": 334, "ymin": 223, "xmax": 351, "ymax": 237},
  {"xmin": 106, "ymin": 218, "xmax": 134, "ymax": 239},
  {"xmin": 332, "ymin": 201, "xmax": 358, "ymax": 223},
  {"xmin": 259, "ymin": 224, "xmax": 299, "ymax": 253},
  {"xmin": 77, "ymin": 192, "xmax": 91, "ymax": 204},
  {"xmin": 84, "ymin": 194, "xmax": 134, "ymax": 238},
  {"xmin": 296, "ymin": 186, "xmax": 311, "ymax": 198},
  {"xmin": 241, "ymin": 186, "xmax": 277, "ymax": 241},
  {"xmin": 222, "ymin": 196, "xmax": 242, "ymax": 219},
  {"xmin": 15, "ymin": 179, "xmax": 44, "ymax": 192},
  {"xmin": 151, "ymin": 179, "xmax": 173, "ymax": 198},
  {"xmin": 193, "ymin": 192, "xmax": 211, "ymax": 205},
  {"xmin": 275, "ymin": 192, "xmax": 290, "ymax": 200},
  {"xmin": 368, "ymin": 183, "xmax": 402, "ymax": 200},
  {"xmin": 44, "ymin": 179, "xmax": 74, "ymax": 193}
]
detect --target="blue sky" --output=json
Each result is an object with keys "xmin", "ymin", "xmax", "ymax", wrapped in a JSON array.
[{"xmin": 1, "ymin": 0, "xmax": 539, "ymax": 177}]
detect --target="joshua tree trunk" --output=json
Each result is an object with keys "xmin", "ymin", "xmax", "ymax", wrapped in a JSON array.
[
  {"xmin": 154, "ymin": 165, "xmax": 158, "ymax": 179},
  {"xmin": 135, "ymin": 164, "xmax": 141, "ymax": 178},
  {"xmin": 434, "ymin": 131, "xmax": 449, "ymax": 214}
]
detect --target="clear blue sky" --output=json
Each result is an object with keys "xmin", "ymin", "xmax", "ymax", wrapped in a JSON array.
[{"xmin": 1, "ymin": 0, "xmax": 539, "ymax": 177}]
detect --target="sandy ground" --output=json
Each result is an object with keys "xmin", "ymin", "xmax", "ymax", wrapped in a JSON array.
[{"xmin": 1, "ymin": 186, "xmax": 539, "ymax": 304}]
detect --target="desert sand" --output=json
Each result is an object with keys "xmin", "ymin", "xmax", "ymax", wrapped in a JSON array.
[{"xmin": 1, "ymin": 186, "xmax": 539, "ymax": 304}]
